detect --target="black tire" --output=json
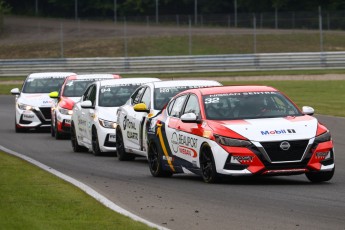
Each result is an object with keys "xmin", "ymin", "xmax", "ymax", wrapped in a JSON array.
[
  {"xmin": 15, "ymin": 122, "xmax": 23, "ymax": 133},
  {"xmin": 15, "ymin": 117, "xmax": 26, "ymax": 133},
  {"xmin": 50, "ymin": 123, "xmax": 55, "ymax": 137},
  {"xmin": 71, "ymin": 123, "xmax": 88, "ymax": 152},
  {"xmin": 92, "ymin": 127, "xmax": 102, "ymax": 156},
  {"xmin": 116, "ymin": 129, "xmax": 135, "ymax": 161},
  {"xmin": 50, "ymin": 117, "xmax": 55, "ymax": 137},
  {"xmin": 55, "ymin": 118, "xmax": 63, "ymax": 140},
  {"xmin": 147, "ymin": 141, "xmax": 172, "ymax": 177},
  {"xmin": 200, "ymin": 144, "xmax": 219, "ymax": 183},
  {"xmin": 306, "ymin": 167, "xmax": 335, "ymax": 183}
]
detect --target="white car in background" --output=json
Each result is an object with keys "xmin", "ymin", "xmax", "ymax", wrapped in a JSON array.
[
  {"xmin": 116, "ymin": 80, "xmax": 222, "ymax": 161},
  {"xmin": 49, "ymin": 73, "xmax": 121, "ymax": 139},
  {"xmin": 11, "ymin": 72, "xmax": 75, "ymax": 132},
  {"xmin": 70, "ymin": 78, "xmax": 160, "ymax": 156}
]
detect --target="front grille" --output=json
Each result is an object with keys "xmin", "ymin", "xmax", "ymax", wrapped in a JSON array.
[
  {"xmin": 39, "ymin": 107, "xmax": 51, "ymax": 120},
  {"xmin": 260, "ymin": 140, "xmax": 309, "ymax": 162}
]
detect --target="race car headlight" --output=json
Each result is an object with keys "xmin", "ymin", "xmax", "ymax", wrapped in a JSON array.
[
  {"xmin": 314, "ymin": 131, "xmax": 331, "ymax": 144},
  {"xmin": 17, "ymin": 103, "xmax": 33, "ymax": 111},
  {"xmin": 214, "ymin": 135, "xmax": 252, "ymax": 147},
  {"xmin": 99, "ymin": 118, "xmax": 117, "ymax": 129},
  {"xmin": 58, "ymin": 106, "xmax": 73, "ymax": 115}
]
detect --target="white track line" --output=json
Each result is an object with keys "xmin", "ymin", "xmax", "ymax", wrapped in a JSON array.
[{"xmin": 0, "ymin": 145, "xmax": 169, "ymax": 230}]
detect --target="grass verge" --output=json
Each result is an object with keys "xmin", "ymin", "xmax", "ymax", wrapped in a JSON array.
[
  {"xmin": 0, "ymin": 151, "xmax": 153, "ymax": 230},
  {"xmin": 223, "ymin": 80, "xmax": 345, "ymax": 117},
  {"xmin": 1, "ymin": 78, "xmax": 344, "ymax": 117},
  {"xmin": 0, "ymin": 84, "xmax": 22, "ymax": 94},
  {"xmin": 1, "ymin": 32, "xmax": 345, "ymax": 58}
]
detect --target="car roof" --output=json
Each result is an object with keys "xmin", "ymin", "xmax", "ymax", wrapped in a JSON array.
[
  {"xmin": 98, "ymin": 78, "xmax": 161, "ymax": 86},
  {"xmin": 189, "ymin": 85, "xmax": 279, "ymax": 95},
  {"xmin": 27, "ymin": 72, "xmax": 76, "ymax": 79},
  {"xmin": 151, "ymin": 80, "xmax": 222, "ymax": 88},
  {"xmin": 66, "ymin": 74, "xmax": 121, "ymax": 80}
]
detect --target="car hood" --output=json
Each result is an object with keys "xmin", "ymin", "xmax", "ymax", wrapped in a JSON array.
[
  {"xmin": 219, "ymin": 116, "xmax": 318, "ymax": 142},
  {"xmin": 97, "ymin": 107, "xmax": 119, "ymax": 122},
  {"xmin": 17, "ymin": 93, "xmax": 55, "ymax": 108}
]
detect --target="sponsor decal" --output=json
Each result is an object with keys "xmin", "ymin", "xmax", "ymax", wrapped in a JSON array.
[
  {"xmin": 109, "ymin": 134, "xmax": 116, "ymax": 142},
  {"xmin": 171, "ymin": 132, "xmax": 179, "ymax": 153},
  {"xmin": 260, "ymin": 129, "xmax": 296, "ymax": 135},
  {"xmin": 316, "ymin": 151, "xmax": 329, "ymax": 159},
  {"xmin": 123, "ymin": 115, "xmax": 136, "ymax": 131},
  {"xmin": 78, "ymin": 120, "xmax": 86, "ymax": 126},
  {"xmin": 179, "ymin": 146, "xmax": 198, "ymax": 158},
  {"xmin": 23, "ymin": 114, "xmax": 34, "ymax": 120},
  {"xmin": 179, "ymin": 134, "xmax": 198, "ymax": 148},
  {"xmin": 127, "ymin": 131, "xmax": 138, "ymax": 140},
  {"xmin": 171, "ymin": 132, "xmax": 198, "ymax": 156},
  {"xmin": 64, "ymin": 119, "xmax": 71, "ymax": 124},
  {"xmin": 208, "ymin": 92, "xmax": 276, "ymax": 98},
  {"xmin": 232, "ymin": 155, "xmax": 254, "ymax": 163}
]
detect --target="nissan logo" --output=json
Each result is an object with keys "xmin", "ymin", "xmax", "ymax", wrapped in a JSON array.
[{"xmin": 280, "ymin": 141, "xmax": 290, "ymax": 151}]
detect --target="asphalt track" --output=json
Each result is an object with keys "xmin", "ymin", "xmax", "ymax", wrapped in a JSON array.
[{"xmin": 1, "ymin": 95, "xmax": 344, "ymax": 230}]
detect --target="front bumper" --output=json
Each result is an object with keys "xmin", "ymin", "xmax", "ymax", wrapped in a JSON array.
[
  {"xmin": 213, "ymin": 139, "xmax": 335, "ymax": 176},
  {"xmin": 55, "ymin": 111, "xmax": 72, "ymax": 134},
  {"xmin": 97, "ymin": 125, "xmax": 117, "ymax": 152},
  {"xmin": 15, "ymin": 106, "xmax": 51, "ymax": 129}
]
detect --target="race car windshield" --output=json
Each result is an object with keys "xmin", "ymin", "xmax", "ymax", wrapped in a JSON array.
[
  {"xmin": 154, "ymin": 86, "xmax": 203, "ymax": 110},
  {"xmin": 62, "ymin": 80, "xmax": 95, "ymax": 97},
  {"xmin": 99, "ymin": 84, "xmax": 140, "ymax": 107},
  {"xmin": 203, "ymin": 92, "xmax": 302, "ymax": 120},
  {"xmin": 22, "ymin": 77, "xmax": 65, "ymax": 93}
]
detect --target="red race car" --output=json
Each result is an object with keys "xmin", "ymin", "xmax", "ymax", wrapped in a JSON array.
[
  {"xmin": 146, "ymin": 85, "xmax": 335, "ymax": 183},
  {"xmin": 49, "ymin": 74, "xmax": 121, "ymax": 139}
]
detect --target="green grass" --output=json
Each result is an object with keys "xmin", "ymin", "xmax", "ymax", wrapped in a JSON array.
[
  {"xmin": 0, "ymin": 84, "xmax": 22, "ymax": 94},
  {"xmin": 1, "ymin": 78, "xmax": 345, "ymax": 117},
  {"xmin": 0, "ymin": 151, "xmax": 154, "ymax": 230},
  {"xmin": 222, "ymin": 80, "xmax": 345, "ymax": 117},
  {"xmin": 121, "ymin": 69, "xmax": 345, "ymax": 79},
  {"xmin": 1, "ymin": 32, "xmax": 345, "ymax": 58}
]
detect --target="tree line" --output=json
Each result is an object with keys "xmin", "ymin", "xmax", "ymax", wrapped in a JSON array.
[{"xmin": 3, "ymin": 0, "xmax": 345, "ymax": 19}]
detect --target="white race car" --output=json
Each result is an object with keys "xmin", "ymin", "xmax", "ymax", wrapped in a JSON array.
[
  {"xmin": 11, "ymin": 72, "xmax": 75, "ymax": 132},
  {"xmin": 70, "ymin": 78, "xmax": 160, "ymax": 155},
  {"xmin": 116, "ymin": 80, "xmax": 222, "ymax": 161},
  {"xmin": 49, "ymin": 74, "xmax": 121, "ymax": 139}
]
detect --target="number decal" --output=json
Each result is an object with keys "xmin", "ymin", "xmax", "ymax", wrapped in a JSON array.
[{"xmin": 204, "ymin": 98, "xmax": 219, "ymax": 104}]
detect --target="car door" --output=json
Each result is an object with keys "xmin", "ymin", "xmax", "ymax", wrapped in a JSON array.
[
  {"xmin": 73, "ymin": 85, "xmax": 92, "ymax": 144},
  {"xmin": 121, "ymin": 86, "xmax": 146, "ymax": 150},
  {"xmin": 164, "ymin": 94, "xmax": 189, "ymax": 160},
  {"xmin": 83, "ymin": 84, "xmax": 97, "ymax": 145},
  {"xmin": 168, "ymin": 94, "xmax": 202, "ymax": 166}
]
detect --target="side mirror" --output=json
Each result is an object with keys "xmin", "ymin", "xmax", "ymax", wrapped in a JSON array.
[
  {"xmin": 133, "ymin": 103, "xmax": 150, "ymax": 113},
  {"xmin": 302, "ymin": 106, "xmax": 314, "ymax": 116},
  {"xmin": 181, "ymin": 113, "xmax": 200, "ymax": 123},
  {"xmin": 81, "ymin": 100, "xmax": 94, "ymax": 109},
  {"xmin": 11, "ymin": 88, "xmax": 20, "ymax": 95},
  {"xmin": 49, "ymin": 91, "xmax": 59, "ymax": 99}
]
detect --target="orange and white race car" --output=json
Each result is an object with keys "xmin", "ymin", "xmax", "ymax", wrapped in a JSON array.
[{"xmin": 146, "ymin": 85, "xmax": 335, "ymax": 183}]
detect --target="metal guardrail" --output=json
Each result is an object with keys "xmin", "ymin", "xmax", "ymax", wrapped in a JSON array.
[{"xmin": 1, "ymin": 52, "xmax": 345, "ymax": 77}]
